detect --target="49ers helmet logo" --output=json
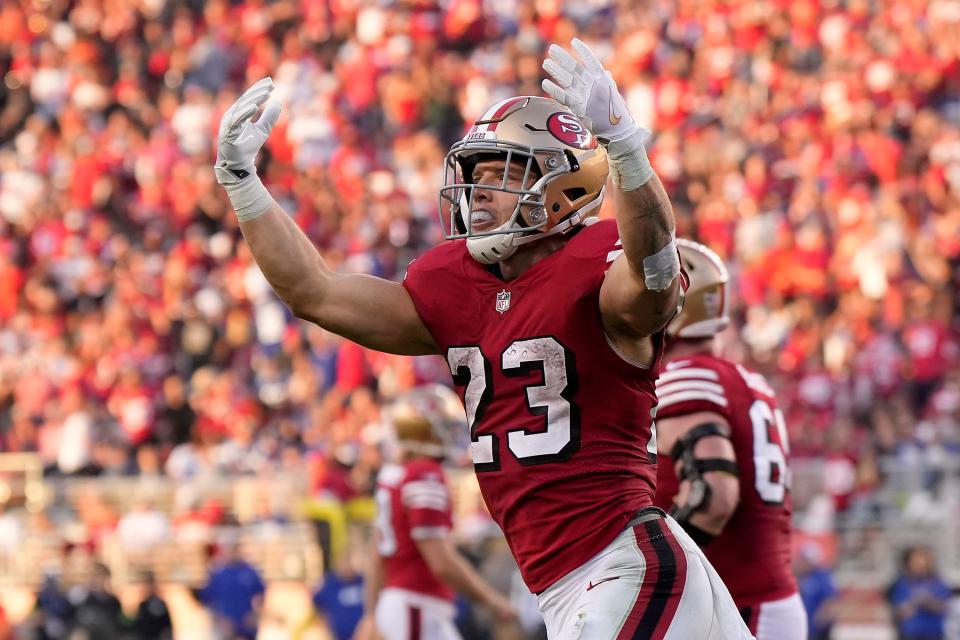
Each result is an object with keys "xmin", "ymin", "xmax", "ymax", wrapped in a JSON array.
[{"xmin": 546, "ymin": 112, "xmax": 597, "ymax": 150}]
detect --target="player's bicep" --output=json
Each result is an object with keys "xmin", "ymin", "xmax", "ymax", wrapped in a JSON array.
[
  {"xmin": 600, "ymin": 253, "xmax": 681, "ymax": 338},
  {"xmin": 692, "ymin": 465, "xmax": 739, "ymax": 520},
  {"xmin": 691, "ymin": 436, "xmax": 739, "ymax": 510},
  {"xmin": 296, "ymin": 273, "xmax": 439, "ymax": 355},
  {"xmin": 656, "ymin": 411, "xmax": 730, "ymax": 456},
  {"xmin": 668, "ymin": 413, "xmax": 739, "ymax": 516}
]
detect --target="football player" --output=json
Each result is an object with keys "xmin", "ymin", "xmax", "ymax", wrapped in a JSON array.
[
  {"xmin": 215, "ymin": 38, "xmax": 751, "ymax": 638},
  {"xmin": 355, "ymin": 385, "xmax": 516, "ymax": 640},
  {"xmin": 653, "ymin": 240, "xmax": 807, "ymax": 639}
]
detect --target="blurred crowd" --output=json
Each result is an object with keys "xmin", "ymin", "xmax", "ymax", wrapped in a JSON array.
[{"xmin": 1, "ymin": 0, "xmax": 959, "ymax": 549}]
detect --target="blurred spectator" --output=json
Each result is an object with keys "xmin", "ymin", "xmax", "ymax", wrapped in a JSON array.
[
  {"xmin": 172, "ymin": 489, "xmax": 227, "ymax": 545},
  {"xmin": 69, "ymin": 562, "xmax": 124, "ymax": 640},
  {"xmin": 0, "ymin": 500, "xmax": 21, "ymax": 557},
  {"xmin": 154, "ymin": 375, "xmax": 196, "ymax": 448},
  {"xmin": 795, "ymin": 543, "xmax": 839, "ymax": 640},
  {"xmin": 196, "ymin": 532, "xmax": 266, "ymax": 640},
  {"xmin": 116, "ymin": 497, "xmax": 171, "ymax": 554},
  {"xmin": 888, "ymin": 546, "xmax": 952, "ymax": 640},
  {"xmin": 129, "ymin": 571, "xmax": 173, "ymax": 640},
  {"xmin": 902, "ymin": 289, "xmax": 958, "ymax": 413},
  {"xmin": 32, "ymin": 570, "xmax": 75, "ymax": 640},
  {"xmin": 55, "ymin": 382, "xmax": 94, "ymax": 475},
  {"xmin": 312, "ymin": 552, "xmax": 365, "ymax": 640},
  {"xmin": 74, "ymin": 489, "xmax": 119, "ymax": 553}
]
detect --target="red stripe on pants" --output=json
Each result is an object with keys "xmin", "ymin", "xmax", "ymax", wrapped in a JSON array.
[
  {"xmin": 616, "ymin": 526, "xmax": 659, "ymax": 640},
  {"xmin": 651, "ymin": 522, "xmax": 688, "ymax": 639},
  {"xmin": 616, "ymin": 519, "xmax": 688, "ymax": 640},
  {"xmin": 408, "ymin": 606, "xmax": 421, "ymax": 640}
]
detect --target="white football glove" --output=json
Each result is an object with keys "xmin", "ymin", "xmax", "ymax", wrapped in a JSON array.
[
  {"xmin": 214, "ymin": 77, "xmax": 281, "ymax": 186},
  {"xmin": 541, "ymin": 38, "xmax": 639, "ymax": 145},
  {"xmin": 214, "ymin": 77, "xmax": 282, "ymax": 220}
]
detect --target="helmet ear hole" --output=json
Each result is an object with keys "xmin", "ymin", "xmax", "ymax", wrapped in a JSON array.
[{"xmin": 563, "ymin": 187, "xmax": 587, "ymax": 201}]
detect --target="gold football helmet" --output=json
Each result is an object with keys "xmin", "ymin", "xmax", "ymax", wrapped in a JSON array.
[
  {"xmin": 385, "ymin": 384, "xmax": 468, "ymax": 461},
  {"xmin": 668, "ymin": 239, "xmax": 730, "ymax": 339},
  {"xmin": 439, "ymin": 96, "xmax": 609, "ymax": 264}
]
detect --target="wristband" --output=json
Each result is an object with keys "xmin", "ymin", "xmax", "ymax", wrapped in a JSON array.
[
  {"xmin": 224, "ymin": 174, "xmax": 273, "ymax": 222},
  {"xmin": 605, "ymin": 128, "xmax": 654, "ymax": 191}
]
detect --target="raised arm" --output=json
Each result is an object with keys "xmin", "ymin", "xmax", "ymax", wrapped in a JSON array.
[
  {"xmin": 600, "ymin": 174, "xmax": 680, "ymax": 337},
  {"xmin": 214, "ymin": 78, "xmax": 438, "ymax": 356},
  {"xmin": 543, "ymin": 40, "xmax": 681, "ymax": 343},
  {"xmin": 238, "ymin": 205, "xmax": 437, "ymax": 355}
]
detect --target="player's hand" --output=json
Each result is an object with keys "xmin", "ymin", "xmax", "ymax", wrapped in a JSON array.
[
  {"xmin": 351, "ymin": 614, "xmax": 380, "ymax": 640},
  {"xmin": 214, "ymin": 77, "xmax": 282, "ymax": 187},
  {"xmin": 541, "ymin": 38, "xmax": 639, "ymax": 144},
  {"xmin": 489, "ymin": 594, "xmax": 519, "ymax": 625}
]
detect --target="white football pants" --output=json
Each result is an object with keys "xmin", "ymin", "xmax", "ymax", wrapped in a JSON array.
[
  {"xmin": 739, "ymin": 592, "xmax": 807, "ymax": 640},
  {"xmin": 536, "ymin": 512, "xmax": 755, "ymax": 639},
  {"xmin": 375, "ymin": 587, "xmax": 461, "ymax": 640}
]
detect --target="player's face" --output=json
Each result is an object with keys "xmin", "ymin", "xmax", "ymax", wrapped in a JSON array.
[{"xmin": 469, "ymin": 158, "xmax": 536, "ymax": 233}]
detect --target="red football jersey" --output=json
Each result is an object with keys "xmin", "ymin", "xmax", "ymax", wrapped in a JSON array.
[
  {"xmin": 653, "ymin": 353, "xmax": 797, "ymax": 606},
  {"xmin": 403, "ymin": 219, "xmax": 663, "ymax": 593},
  {"xmin": 374, "ymin": 459, "xmax": 455, "ymax": 601}
]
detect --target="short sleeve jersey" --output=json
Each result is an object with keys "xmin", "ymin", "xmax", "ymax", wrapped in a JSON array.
[
  {"xmin": 653, "ymin": 354, "xmax": 797, "ymax": 605},
  {"xmin": 403, "ymin": 220, "xmax": 664, "ymax": 593},
  {"xmin": 375, "ymin": 459, "xmax": 455, "ymax": 601}
]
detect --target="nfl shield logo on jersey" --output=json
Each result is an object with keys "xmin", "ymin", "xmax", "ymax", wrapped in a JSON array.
[{"xmin": 496, "ymin": 290, "xmax": 511, "ymax": 314}]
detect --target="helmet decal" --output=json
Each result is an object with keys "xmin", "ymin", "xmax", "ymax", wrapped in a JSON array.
[{"xmin": 546, "ymin": 112, "xmax": 597, "ymax": 150}]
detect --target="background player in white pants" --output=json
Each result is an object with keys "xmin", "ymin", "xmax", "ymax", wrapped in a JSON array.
[{"xmin": 355, "ymin": 386, "xmax": 516, "ymax": 640}]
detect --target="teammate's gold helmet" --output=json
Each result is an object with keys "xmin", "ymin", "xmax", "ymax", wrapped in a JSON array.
[
  {"xmin": 386, "ymin": 384, "xmax": 468, "ymax": 461},
  {"xmin": 439, "ymin": 96, "xmax": 608, "ymax": 264},
  {"xmin": 668, "ymin": 239, "xmax": 730, "ymax": 339}
]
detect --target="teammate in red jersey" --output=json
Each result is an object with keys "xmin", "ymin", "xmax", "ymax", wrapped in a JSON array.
[
  {"xmin": 653, "ymin": 240, "xmax": 807, "ymax": 639},
  {"xmin": 355, "ymin": 385, "xmax": 516, "ymax": 640},
  {"xmin": 215, "ymin": 37, "xmax": 751, "ymax": 638}
]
